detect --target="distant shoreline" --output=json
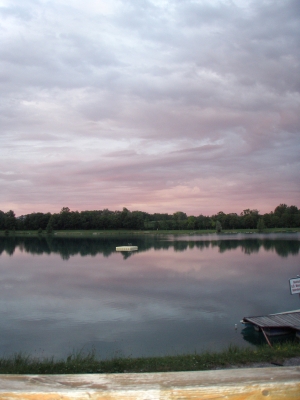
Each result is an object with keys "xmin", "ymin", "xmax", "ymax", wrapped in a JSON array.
[{"xmin": 1, "ymin": 228, "xmax": 300, "ymax": 237}]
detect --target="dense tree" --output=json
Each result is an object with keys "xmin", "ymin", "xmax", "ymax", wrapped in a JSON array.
[
  {"xmin": 0, "ymin": 211, "xmax": 6, "ymax": 230},
  {"xmin": 216, "ymin": 221, "xmax": 222, "ymax": 233},
  {"xmin": 172, "ymin": 211, "xmax": 188, "ymax": 229},
  {"xmin": 4, "ymin": 210, "xmax": 16, "ymax": 230},
  {"xmin": 257, "ymin": 218, "xmax": 265, "ymax": 232},
  {"xmin": 17, "ymin": 212, "xmax": 51, "ymax": 230},
  {"xmin": 195, "ymin": 214, "xmax": 211, "ymax": 230},
  {"xmin": 274, "ymin": 204, "xmax": 288, "ymax": 217},
  {"xmin": 225, "ymin": 213, "xmax": 240, "ymax": 229},
  {"xmin": 187, "ymin": 216, "xmax": 196, "ymax": 229},
  {"xmin": 240, "ymin": 209, "xmax": 259, "ymax": 229},
  {"xmin": 1, "ymin": 204, "xmax": 299, "ymax": 232}
]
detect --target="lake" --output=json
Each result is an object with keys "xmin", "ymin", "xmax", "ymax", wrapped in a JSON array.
[{"xmin": 0, "ymin": 233, "xmax": 300, "ymax": 359}]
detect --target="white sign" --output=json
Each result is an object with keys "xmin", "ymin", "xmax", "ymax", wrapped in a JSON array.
[{"xmin": 289, "ymin": 277, "xmax": 300, "ymax": 295}]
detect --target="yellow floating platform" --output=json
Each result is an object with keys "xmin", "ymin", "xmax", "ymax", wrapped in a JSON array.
[{"xmin": 116, "ymin": 246, "xmax": 138, "ymax": 251}]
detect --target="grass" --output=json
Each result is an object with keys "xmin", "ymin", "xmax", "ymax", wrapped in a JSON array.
[
  {"xmin": 1, "ymin": 343, "xmax": 300, "ymax": 374},
  {"xmin": 1, "ymin": 228, "xmax": 300, "ymax": 237}
]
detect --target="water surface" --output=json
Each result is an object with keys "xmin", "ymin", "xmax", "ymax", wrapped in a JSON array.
[{"xmin": 1, "ymin": 233, "xmax": 299, "ymax": 358}]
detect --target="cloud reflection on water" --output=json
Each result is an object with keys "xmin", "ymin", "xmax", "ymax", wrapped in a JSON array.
[{"xmin": 0, "ymin": 234, "xmax": 299, "ymax": 358}]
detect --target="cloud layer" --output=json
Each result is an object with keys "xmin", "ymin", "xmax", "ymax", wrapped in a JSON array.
[{"xmin": 1, "ymin": 0, "xmax": 299, "ymax": 216}]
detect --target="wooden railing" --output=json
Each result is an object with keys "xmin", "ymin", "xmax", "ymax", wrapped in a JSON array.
[{"xmin": 0, "ymin": 366, "xmax": 299, "ymax": 399}]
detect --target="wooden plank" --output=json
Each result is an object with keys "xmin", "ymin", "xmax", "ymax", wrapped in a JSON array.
[
  {"xmin": 242, "ymin": 311, "xmax": 300, "ymax": 331},
  {"xmin": 261, "ymin": 327, "xmax": 272, "ymax": 347},
  {"xmin": 0, "ymin": 367, "xmax": 299, "ymax": 399}
]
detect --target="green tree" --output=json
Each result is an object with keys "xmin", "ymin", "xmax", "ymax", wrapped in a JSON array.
[
  {"xmin": 172, "ymin": 211, "xmax": 187, "ymax": 229},
  {"xmin": 257, "ymin": 218, "xmax": 265, "ymax": 232},
  {"xmin": 60, "ymin": 207, "xmax": 70, "ymax": 214},
  {"xmin": 274, "ymin": 204, "xmax": 287, "ymax": 217},
  {"xmin": 46, "ymin": 218, "xmax": 54, "ymax": 234},
  {"xmin": 5, "ymin": 210, "xmax": 16, "ymax": 230},
  {"xmin": 216, "ymin": 220, "xmax": 222, "ymax": 233},
  {"xmin": 240, "ymin": 209, "xmax": 259, "ymax": 229},
  {"xmin": 187, "ymin": 216, "xmax": 196, "ymax": 229}
]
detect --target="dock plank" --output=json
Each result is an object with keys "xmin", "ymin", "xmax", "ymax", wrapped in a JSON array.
[{"xmin": 242, "ymin": 310, "xmax": 300, "ymax": 330}]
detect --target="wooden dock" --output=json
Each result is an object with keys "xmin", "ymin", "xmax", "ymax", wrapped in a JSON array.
[{"xmin": 242, "ymin": 309, "xmax": 300, "ymax": 345}]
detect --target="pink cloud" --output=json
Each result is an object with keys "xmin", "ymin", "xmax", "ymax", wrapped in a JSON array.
[{"xmin": 0, "ymin": 0, "xmax": 299, "ymax": 216}]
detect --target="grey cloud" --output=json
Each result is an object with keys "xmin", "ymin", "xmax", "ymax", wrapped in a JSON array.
[
  {"xmin": 177, "ymin": 0, "xmax": 235, "ymax": 27},
  {"xmin": 172, "ymin": 1, "xmax": 300, "ymax": 94},
  {"xmin": 0, "ymin": 5, "xmax": 120, "ymax": 95},
  {"xmin": 105, "ymin": 149, "xmax": 138, "ymax": 158},
  {"xmin": 0, "ymin": 2, "xmax": 34, "ymax": 21},
  {"xmin": 0, "ymin": 0, "xmax": 299, "ymax": 215},
  {"xmin": 171, "ymin": 144, "xmax": 222, "ymax": 154}
]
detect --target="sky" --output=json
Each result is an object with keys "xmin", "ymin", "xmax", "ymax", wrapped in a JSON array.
[{"xmin": 1, "ymin": 0, "xmax": 299, "ymax": 217}]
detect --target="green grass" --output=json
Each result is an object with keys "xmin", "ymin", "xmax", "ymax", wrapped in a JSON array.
[
  {"xmin": 1, "ymin": 343, "xmax": 300, "ymax": 374},
  {"xmin": 1, "ymin": 227, "xmax": 299, "ymax": 237}
]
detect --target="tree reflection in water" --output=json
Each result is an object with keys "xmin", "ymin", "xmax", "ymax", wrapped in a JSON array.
[{"xmin": 0, "ymin": 234, "xmax": 299, "ymax": 259}]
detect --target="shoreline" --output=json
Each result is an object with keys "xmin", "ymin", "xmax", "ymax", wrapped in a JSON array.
[
  {"xmin": 1, "ymin": 227, "xmax": 300, "ymax": 237},
  {"xmin": 1, "ymin": 343, "xmax": 300, "ymax": 374}
]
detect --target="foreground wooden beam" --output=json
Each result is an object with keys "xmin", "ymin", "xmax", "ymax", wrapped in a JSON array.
[{"xmin": 0, "ymin": 367, "xmax": 299, "ymax": 399}]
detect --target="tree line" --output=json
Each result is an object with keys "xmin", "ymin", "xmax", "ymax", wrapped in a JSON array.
[{"xmin": 0, "ymin": 204, "xmax": 299, "ymax": 232}]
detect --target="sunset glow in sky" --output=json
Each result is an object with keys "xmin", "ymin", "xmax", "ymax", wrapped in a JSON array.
[{"xmin": 1, "ymin": 0, "xmax": 299, "ymax": 216}]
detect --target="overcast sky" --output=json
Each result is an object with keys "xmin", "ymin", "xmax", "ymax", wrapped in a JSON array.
[{"xmin": 1, "ymin": 0, "xmax": 299, "ymax": 216}]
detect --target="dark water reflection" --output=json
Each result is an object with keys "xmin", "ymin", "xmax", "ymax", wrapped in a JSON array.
[
  {"xmin": 1, "ymin": 233, "xmax": 300, "ymax": 259},
  {"xmin": 0, "ymin": 233, "xmax": 299, "ymax": 359}
]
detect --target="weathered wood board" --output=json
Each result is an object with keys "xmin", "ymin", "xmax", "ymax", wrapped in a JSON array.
[{"xmin": 0, "ymin": 367, "xmax": 299, "ymax": 399}]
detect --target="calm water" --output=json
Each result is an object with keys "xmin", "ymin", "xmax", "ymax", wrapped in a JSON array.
[{"xmin": 1, "ymin": 233, "xmax": 300, "ymax": 359}]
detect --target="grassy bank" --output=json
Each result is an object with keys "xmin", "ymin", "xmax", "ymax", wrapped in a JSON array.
[
  {"xmin": 1, "ymin": 343, "xmax": 300, "ymax": 374},
  {"xmin": 1, "ymin": 227, "xmax": 300, "ymax": 237}
]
